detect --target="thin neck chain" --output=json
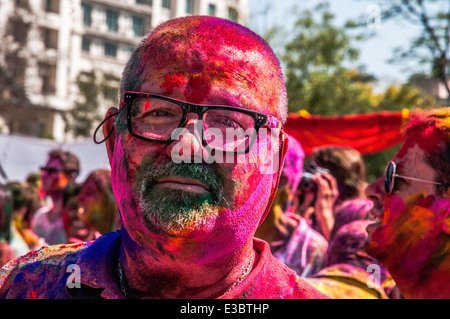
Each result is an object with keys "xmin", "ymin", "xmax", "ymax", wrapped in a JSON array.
[
  {"xmin": 224, "ymin": 252, "xmax": 254, "ymax": 295},
  {"xmin": 117, "ymin": 252, "xmax": 254, "ymax": 298}
]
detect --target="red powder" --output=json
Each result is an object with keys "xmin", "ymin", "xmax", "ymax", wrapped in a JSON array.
[
  {"xmin": 144, "ymin": 100, "xmax": 151, "ymax": 112},
  {"xmin": 161, "ymin": 73, "xmax": 186, "ymax": 94},
  {"xmin": 184, "ymin": 74, "xmax": 211, "ymax": 103},
  {"xmin": 397, "ymin": 120, "xmax": 445, "ymax": 158}
]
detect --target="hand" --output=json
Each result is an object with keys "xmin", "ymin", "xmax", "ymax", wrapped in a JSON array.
[{"xmin": 312, "ymin": 172, "xmax": 339, "ymax": 240}]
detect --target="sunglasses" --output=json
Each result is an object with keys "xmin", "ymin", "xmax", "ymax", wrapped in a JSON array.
[
  {"xmin": 40, "ymin": 166, "xmax": 61, "ymax": 175},
  {"xmin": 384, "ymin": 160, "xmax": 443, "ymax": 194}
]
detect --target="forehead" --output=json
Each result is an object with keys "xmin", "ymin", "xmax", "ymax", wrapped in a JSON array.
[
  {"xmin": 392, "ymin": 142, "xmax": 435, "ymax": 183},
  {"xmin": 45, "ymin": 157, "xmax": 63, "ymax": 168},
  {"xmin": 128, "ymin": 23, "xmax": 283, "ymax": 115}
]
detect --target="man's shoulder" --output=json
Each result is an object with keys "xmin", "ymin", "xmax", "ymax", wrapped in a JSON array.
[{"xmin": 0, "ymin": 241, "xmax": 91, "ymax": 298}]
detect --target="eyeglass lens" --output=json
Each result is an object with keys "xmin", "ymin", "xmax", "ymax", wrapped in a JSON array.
[
  {"xmin": 129, "ymin": 96, "xmax": 257, "ymax": 153},
  {"xmin": 384, "ymin": 161, "xmax": 395, "ymax": 194}
]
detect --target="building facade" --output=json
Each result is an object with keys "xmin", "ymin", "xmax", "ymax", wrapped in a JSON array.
[{"xmin": 0, "ymin": 0, "xmax": 250, "ymax": 141}]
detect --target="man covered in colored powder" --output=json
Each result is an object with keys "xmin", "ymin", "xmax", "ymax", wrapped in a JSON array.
[
  {"xmin": 0, "ymin": 16, "xmax": 328, "ymax": 299},
  {"xmin": 365, "ymin": 108, "xmax": 450, "ymax": 299}
]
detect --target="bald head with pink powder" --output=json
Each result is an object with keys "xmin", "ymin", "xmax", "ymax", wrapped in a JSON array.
[{"xmin": 120, "ymin": 16, "xmax": 288, "ymax": 123}]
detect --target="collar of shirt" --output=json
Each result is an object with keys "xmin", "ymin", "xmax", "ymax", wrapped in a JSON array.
[{"xmin": 66, "ymin": 230, "xmax": 123, "ymax": 299}]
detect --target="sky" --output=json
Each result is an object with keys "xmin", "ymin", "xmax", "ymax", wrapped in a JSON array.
[{"xmin": 249, "ymin": 0, "xmax": 423, "ymax": 90}]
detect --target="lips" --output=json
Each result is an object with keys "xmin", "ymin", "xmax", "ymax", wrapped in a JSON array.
[
  {"xmin": 366, "ymin": 205, "xmax": 384, "ymax": 235},
  {"xmin": 156, "ymin": 177, "xmax": 211, "ymax": 193}
]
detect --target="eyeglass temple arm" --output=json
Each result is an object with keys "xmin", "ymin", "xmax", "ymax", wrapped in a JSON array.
[
  {"xmin": 394, "ymin": 174, "xmax": 443, "ymax": 185},
  {"xmin": 93, "ymin": 111, "xmax": 121, "ymax": 144}
]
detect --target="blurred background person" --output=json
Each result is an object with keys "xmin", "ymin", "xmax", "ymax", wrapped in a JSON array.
[
  {"xmin": 64, "ymin": 169, "xmax": 119, "ymax": 243},
  {"xmin": 25, "ymin": 172, "xmax": 46, "ymax": 203},
  {"xmin": 296, "ymin": 146, "xmax": 370, "ymax": 241},
  {"xmin": 0, "ymin": 183, "xmax": 33, "ymax": 266},
  {"xmin": 32, "ymin": 149, "xmax": 80, "ymax": 245},
  {"xmin": 0, "ymin": 184, "xmax": 14, "ymax": 267},
  {"xmin": 255, "ymin": 135, "xmax": 328, "ymax": 277},
  {"xmin": 7, "ymin": 182, "xmax": 45, "ymax": 251},
  {"xmin": 306, "ymin": 219, "xmax": 396, "ymax": 299}
]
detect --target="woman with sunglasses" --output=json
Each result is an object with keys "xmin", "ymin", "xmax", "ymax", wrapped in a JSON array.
[{"xmin": 364, "ymin": 108, "xmax": 450, "ymax": 299}]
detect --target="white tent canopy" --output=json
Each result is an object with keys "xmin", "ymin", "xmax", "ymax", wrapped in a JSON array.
[{"xmin": 0, "ymin": 133, "xmax": 110, "ymax": 184}]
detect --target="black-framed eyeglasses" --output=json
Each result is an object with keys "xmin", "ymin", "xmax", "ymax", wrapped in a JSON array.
[
  {"xmin": 94, "ymin": 91, "xmax": 283, "ymax": 155},
  {"xmin": 384, "ymin": 160, "xmax": 443, "ymax": 195}
]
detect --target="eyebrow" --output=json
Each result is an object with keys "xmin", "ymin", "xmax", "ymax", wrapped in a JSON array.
[{"xmin": 207, "ymin": 95, "xmax": 267, "ymax": 115}]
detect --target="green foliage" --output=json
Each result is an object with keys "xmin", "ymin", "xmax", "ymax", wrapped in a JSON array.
[
  {"xmin": 375, "ymin": 0, "xmax": 450, "ymax": 101},
  {"xmin": 363, "ymin": 145, "xmax": 401, "ymax": 183},
  {"xmin": 280, "ymin": 2, "xmax": 434, "ymax": 116},
  {"xmin": 63, "ymin": 70, "xmax": 119, "ymax": 138}
]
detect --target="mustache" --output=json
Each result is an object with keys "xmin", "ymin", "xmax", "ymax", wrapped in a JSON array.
[{"xmin": 138, "ymin": 159, "xmax": 226, "ymax": 204}]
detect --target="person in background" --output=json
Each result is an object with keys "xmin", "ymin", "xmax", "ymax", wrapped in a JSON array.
[
  {"xmin": 255, "ymin": 135, "xmax": 328, "ymax": 277},
  {"xmin": 26, "ymin": 172, "xmax": 45, "ymax": 203},
  {"xmin": 298, "ymin": 146, "xmax": 370, "ymax": 241},
  {"xmin": 0, "ymin": 185, "xmax": 14, "ymax": 267},
  {"xmin": 64, "ymin": 169, "xmax": 119, "ymax": 243},
  {"xmin": 307, "ymin": 219, "xmax": 392, "ymax": 299},
  {"xmin": 7, "ymin": 182, "xmax": 45, "ymax": 251},
  {"xmin": 365, "ymin": 108, "xmax": 450, "ymax": 299},
  {"xmin": 32, "ymin": 149, "xmax": 80, "ymax": 245}
]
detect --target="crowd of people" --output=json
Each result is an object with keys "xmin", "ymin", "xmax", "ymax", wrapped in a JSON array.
[
  {"xmin": 0, "ymin": 149, "xmax": 120, "ymax": 267},
  {"xmin": 0, "ymin": 15, "xmax": 449, "ymax": 299}
]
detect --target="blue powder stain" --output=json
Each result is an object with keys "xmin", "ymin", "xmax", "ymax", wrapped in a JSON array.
[{"xmin": 14, "ymin": 272, "xmax": 24, "ymax": 282}]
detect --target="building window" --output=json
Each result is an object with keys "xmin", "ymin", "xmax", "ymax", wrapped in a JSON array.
[
  {"xmin": 82, "ymin": 37, "xmax": 91, "ymax": 52},
  {"xmin": 186, "ymin": 0, "xmax": 194, "ymax": 14},
  {"xmin": 39, "ymin": 63, "xmax": 57, "ymax": 94},
  {"xmin": 15, "ymin": 0, "xmax": 30, "ymax": 9},
  {"xmin": 104, "ymin": 42, "xmax": 117, "ymax": 58},
  {"xmin": 136, "ymin": 0, "xmax": 152, "ymax": 5},
  {"xmin": 81, "ymin": 3, "xmax": 92, "ymax": 26},
  {"xmin": 41, "ymin": 27, "xmax": 58, "ymax": 49},
  {"xmin": 162, "ymin": 0, "xmax": 170, "ymax": 9},
  {"xmin": 132, "ymin": 16, "xmax": 145, "ymax": 37},
  {"xmin": 208, "ymin": 4, "xmax": 216, "ymax": 16},
  {"xmin": 228, "ymin": 7, "xmax": 238, "ymax": 22},
  {"xmin": 106, "ymin": 10, "xmax": 119, "ymax": 32},
  {"xmin": 9, "ymin": 18, "xmax": 30, "ymax": 43},
  {"xmin": 45, "ymin": 0, "xmax": 59, "ymax": 13}
]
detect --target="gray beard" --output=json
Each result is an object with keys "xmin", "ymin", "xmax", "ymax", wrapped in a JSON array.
[{"xmin": 137, "ymin": 160, "xmax": 229, "ymax": 235}]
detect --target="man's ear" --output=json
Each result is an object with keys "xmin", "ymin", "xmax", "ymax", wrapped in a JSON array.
[
  {"xmin": 257, "ymin": 132, "xmax": 289, "ymax": 226},
  {"xmin": 103, "ymin": 107, "xmax": 119, "ymax": 165},
  {"xmin": 279, "ymin": 132, "xmax": 289, "ymax": 168}
]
